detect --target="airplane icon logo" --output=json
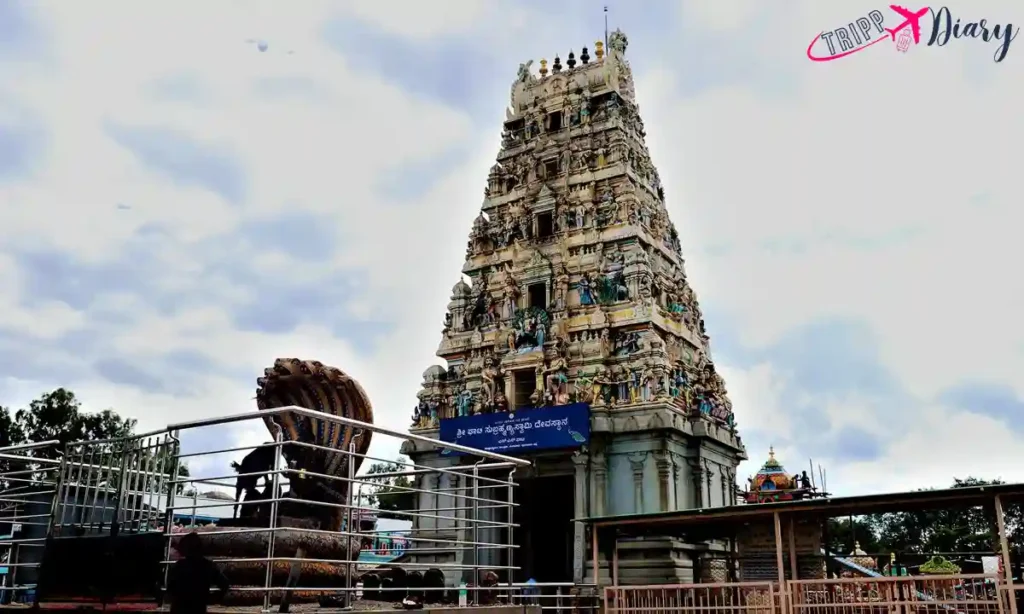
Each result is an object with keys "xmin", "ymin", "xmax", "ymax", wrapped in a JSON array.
[{"xmin": 884, "ymin": 5, "xmax": 929, "ymax": 45}]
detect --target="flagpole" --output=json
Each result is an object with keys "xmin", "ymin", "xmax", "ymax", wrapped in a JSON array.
[{"xmin": 604, "ymin": 6, "xmax": 609, "ymax": 49}]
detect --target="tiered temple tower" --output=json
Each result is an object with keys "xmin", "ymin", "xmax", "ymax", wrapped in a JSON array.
[{"xmin": 402, "ymin": 31, "xmax": 747, "ymax": 585}]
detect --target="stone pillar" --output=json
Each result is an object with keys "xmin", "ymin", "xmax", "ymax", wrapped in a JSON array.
[
  {"xmin": 591, "ymin": 451, "xmax": 608, "ymax": 517},
  {"xmin": 672, "ymin": 459, "xmax": 682, "ymax": 511},
  {"xmin": 688, "ymin": 458, "xmax": 704, "ymax": 509},
  {"xmin": 572, "ymin": 450, "xmax": 589, "ymax": 583},
  {"xmin": 627, "ymin": 452, "xmax": 647, "ymax": 513},
  {"xmin": 654, "ymin": 451, "xmax": 672, "ymax": 512},
  {"xmin": 504, "ymin": 376, "xmax": 514, "ymax": 408},
  {"xmin": 704, "ymin": 459, "xmax": 716, "ymax": 508}
]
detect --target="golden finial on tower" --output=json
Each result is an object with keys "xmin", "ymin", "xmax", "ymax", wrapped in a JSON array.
[
  {"xmin": 539, "ymin": 58, "xmax": 548, "ymax": 76},
  {"xmin": 594, "ymin": 41, "xmax": 604, "ymax": 60},
  {"xmin": 768, "ymin": 446, "xmax": 775, "ymax": 460}
]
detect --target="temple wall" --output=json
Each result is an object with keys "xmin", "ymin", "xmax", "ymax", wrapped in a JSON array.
[{"xmin": 737, "ymin": 519, "xmax": 824, "ymax": 581}]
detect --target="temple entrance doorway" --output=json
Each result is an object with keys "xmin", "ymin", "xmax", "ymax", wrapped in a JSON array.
[{"xmin": 512, "ymin": 474, "xmax": 574, "ymax": 583}]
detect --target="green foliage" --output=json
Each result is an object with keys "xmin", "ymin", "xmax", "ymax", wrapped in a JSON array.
[
  {"xmin": 0, "ymin": 388, "xmax": 190, "ymax": 493},
  {"xmin": 825, "ymin": 477, "xmax": 1023, "ymax": 557},
  {"xmin": 919, "ymin": 555, "xmax": 961, "ymax": 574},
  {"xmin": 14, "ymin": 389, "xmax": 136, "ymax": 460},
  {"xmin": 365, "ymin": 458, "xmax": 416, "ymax": 520}
]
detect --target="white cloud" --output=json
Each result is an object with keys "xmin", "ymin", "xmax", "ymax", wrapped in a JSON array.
[
  {"xmin": 650, "ymin": 0, "xmax": 1024, "ymax": 493},
  {"xmin": 2, "ymin": 0, "xmax": 1023, "ymax": 503}
]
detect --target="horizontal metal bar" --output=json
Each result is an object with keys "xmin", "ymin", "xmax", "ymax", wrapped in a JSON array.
[
  {"xmin": 0, "ymin": 497, "xmax": 55, "ymax": 505},
  {"xmin": 166, "ymin": 404, "xmax": 531, "ymax": 466},
  {"xmin": 164, "ymin": 556, "xmax": 516, "ymax": 570},
  {"xmin": 165, "ymin": 494, "xmax": 517, "ymax": 528},
  {"xmin": 170, "ymin": 468, "xmax": 287, "ymax": 486},
  {"xmin": 162, "ymin": 525, "xmax": 512, "ymax": 549},
  {"xmin": 0, "ymin": 452, "xmax": 60, "ymax": 465},
  {"xmin": 0, "ymin": 440, "xmax": 60, "ymax": 454},
  {"xmin": 0, "ymin": 536, "xmax": 46, "ymax": 544},
  {"xmin": 280, "ymin": 466, "xmax": 514, "ymax": 507},
  {"xmin": 284, "ymin": 439, "xmax": 520, "ymax": 487}
]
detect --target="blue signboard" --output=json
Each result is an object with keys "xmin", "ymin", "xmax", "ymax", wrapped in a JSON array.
[{"xmin": 439, "ymin": 403, "xmax": 590, "ymax": 456}]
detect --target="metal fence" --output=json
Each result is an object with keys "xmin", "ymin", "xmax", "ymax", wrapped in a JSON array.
[
  {"xmin": 508, "ymin": 581, "xmax": 600, "ymax": 612},
  {"xmin": 3, "ymin": 405, "xmax": 539, "ymax": 611},
  {"xmin": 604, "ymin": 575, "xmax": 1007, "ymax": 614},
  {"xmin": 605, "ymin": 581, "xmax": 778, "ymax": 614},
  {"xmin": 0, "ymin": 440, "xmax": 62, "ymax": 605}
]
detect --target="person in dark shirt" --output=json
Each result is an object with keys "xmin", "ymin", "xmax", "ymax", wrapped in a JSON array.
[{"xmin": 167, "ymin": 532, "xmax": 230, "ymax": 614}]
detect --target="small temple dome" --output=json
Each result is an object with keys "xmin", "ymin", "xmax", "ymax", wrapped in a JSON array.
[
  {"xmin": 752, "ymin": 447, "xmax": 794, "ymax": 492},
  {"xmin": 422, "ymin": 365, "xmax": 446, "ymax": 382},
  {"xmin": 452, "ymin": 279, "xmax": 472, "ymax": 297},
  {"xmin": 849, "ymin": 542, "xmax": 877, "ymax": 570}
]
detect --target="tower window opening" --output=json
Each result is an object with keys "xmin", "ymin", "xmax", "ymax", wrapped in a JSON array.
[
  {"xmin": 513, "ymin": 370, "xmax": 535, "ymax": 409},
  {"xmin": 505, "ymin": 118, "xmax": 525, "ymax": 138},
  {"xmin": 536, "ymin": 212, "xmax": 554, "ymax": 239},
  {"xmin": 544, "ymin": 159, "xmax": 559, "ymax": 178},
  {"xmin": 547, "ymin": 111, "xmax": 562, "ymax": 132},
  {"xmin": 528, "ymin": 283, "xmax": 547, "ymax": 309}
]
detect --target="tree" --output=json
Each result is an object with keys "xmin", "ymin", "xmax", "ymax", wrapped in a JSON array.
[
  {"xmin": 14, "ymin": 389, "xmax": 136, "ymax": 460},
  {"xmin": 0, "ymin": 404, "xmax": 26, "ymax": 490},
  {"xmin": 365, "ymin": 458, "xmax": 416, "ymax": 519},
  {"xmin": 827, "ymin": 517, "xmax": 883, "ymax": 555},
  {"xmin": 2, "ymin": 388, "xmax": 190, "ymax": 494},
  {"xmin": 869, "ymin": 478, "xmax": 1022, "ymax": 554}
]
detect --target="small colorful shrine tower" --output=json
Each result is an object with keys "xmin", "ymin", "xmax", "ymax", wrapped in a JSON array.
[
  {"xmin": 744, "ymin": 447, "xmax": 815, "ymax": 504},
  {"xmin": 736, "ymin": 448, "xmax": 825, "ymax": 581}
]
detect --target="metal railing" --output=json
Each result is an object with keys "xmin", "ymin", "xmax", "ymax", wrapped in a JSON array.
[
  {"xmin": 604, "ymin": 575, "xmax": 1007, "ymax": 614},
  {"xmin": 51, "ymin": 433, "xmax": 179, "ymax": 538},
  {"xmin": 0, "ymin": 440, "xmax": 62, "ymax": 606},
  {"xmin": 605, "ymin": 581, "xmax": 778, "ymax": 614},
  {"xmin": 790, "ymin": 574, "xmax": 1004, "ymax": 614},
  {"xmin": 22, "ymin": 405, "xmax": 531, "ymax": 610},
  {"xmin": 509, "ymin": 581, "xmax": 600, "ymax": 612}
]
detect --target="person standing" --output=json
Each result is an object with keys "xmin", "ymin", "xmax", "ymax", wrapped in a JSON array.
[{"xmin": 167, "ymin": 532, "xmax": 230, "ymax": 614}]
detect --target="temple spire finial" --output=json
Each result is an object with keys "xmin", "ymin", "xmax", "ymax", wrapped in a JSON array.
[{"xmin": 768, "ymin": 446, "xmax": 775, "ymax": 460}]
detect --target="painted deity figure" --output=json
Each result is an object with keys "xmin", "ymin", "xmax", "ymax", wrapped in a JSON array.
[
  {"xmin": 578, "ymin": 274, "xmax": 594, "ymax": 306},
  {"xmin": 641, "ymin": 364, "xmax": 655, "ymax": 402},
  {"xmin": 544, "ymin": 357, "xmax": 569, "ymax": 406},
  {"xmin": 457, "ymin": 389, "xmax": 474, "ymax": 417},
  {"xmin": 480, "ymin": 357, "xmax": 501, "ymax": 409},
  {"xmin": 592, "ymin": 366, "xmax": 613, "ymax": 407},
  {"xmin": 629, "ymin": 368, "xmax": 641, "ymax": 404},
  {"xmin": 516, "ymin": 60, "xmax": 534, "ymax": 83}
]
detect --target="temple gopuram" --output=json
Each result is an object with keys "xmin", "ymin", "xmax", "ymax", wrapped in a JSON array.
[{"xmin": 401, "ymin": 31, "xmax": 746, "ymax": 586}]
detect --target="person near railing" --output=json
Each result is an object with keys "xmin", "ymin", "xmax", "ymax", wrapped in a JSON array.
[{"xmin": 167, "ymin": 533, "xmax": 230, "ymax": 614}]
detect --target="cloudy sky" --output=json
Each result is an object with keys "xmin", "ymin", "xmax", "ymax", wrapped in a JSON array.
[{"xmin": 1, "ymin": 0, "xmax": 1021, "ymax": 494}]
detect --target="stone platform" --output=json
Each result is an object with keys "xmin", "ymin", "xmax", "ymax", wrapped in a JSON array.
[{"xmin": 172, "ymin": 518, "xmax": 359, "ymax": 606}]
